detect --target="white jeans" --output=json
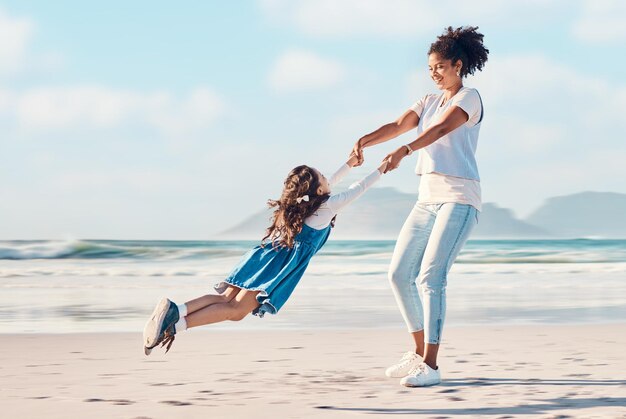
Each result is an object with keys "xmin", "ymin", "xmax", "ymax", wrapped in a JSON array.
[{"xmin": 388, "ymin": 202, "xmax": 478, "ymax": 344}]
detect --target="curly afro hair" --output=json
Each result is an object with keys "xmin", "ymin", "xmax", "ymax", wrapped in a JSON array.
[{"xmin": 428, "ymin": 26, "xmax": 489, "ymax": 78}]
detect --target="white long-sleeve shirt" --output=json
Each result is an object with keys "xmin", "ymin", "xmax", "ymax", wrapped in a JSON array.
[{"xmin": 304, "ymin": 163, "xmax": 382, "ymax": 229}]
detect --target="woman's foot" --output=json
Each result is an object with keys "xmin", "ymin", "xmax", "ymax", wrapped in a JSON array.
[
  {"xmin": 400, "ymin": 362, "xmax": 441, "ymax": 387},
  {"xmin": 143, "ymin": 298, "xmax": 180, "ymax": 355},
  {"xmin": 385, "ymin": 351, "xmax": 423, "ymax": 378}
]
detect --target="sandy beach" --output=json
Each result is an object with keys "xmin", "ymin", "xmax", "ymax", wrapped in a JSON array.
[{"xmin": 2, "ymin": 324, "xmax": 625, "ymax": 418}]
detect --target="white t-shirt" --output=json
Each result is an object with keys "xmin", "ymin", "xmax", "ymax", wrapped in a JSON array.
[
  {"xmin": 304, "ymin": 163, "xmax": 382, "ymax": 229},
  {"xmin": 418, "ymin": 172, "xmax": 482, "ymax": 211},
  {"xmin": 409, "ymin": 86, "xmax": 483, "ymax": 211}
]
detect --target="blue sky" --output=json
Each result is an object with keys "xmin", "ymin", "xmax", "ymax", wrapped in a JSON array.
[{"xmin": 1, "ymin": 0, "xmax": 625, "ymax": 239}]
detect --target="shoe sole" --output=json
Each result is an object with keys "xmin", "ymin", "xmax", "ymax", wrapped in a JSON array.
[
  {"xmin": 143, "ymin": 297, "xmax": 171, "ymax": 354},
  {"xmin": 401, "ymin": 379, "xmax": 441, "ymax": 387}
]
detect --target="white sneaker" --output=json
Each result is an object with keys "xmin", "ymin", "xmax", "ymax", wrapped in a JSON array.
[
  {"xmin": 385, "ymin": 351, "xmax": 422, "ymax": 378},
  {"xmin": 143, "ymin": 297, "xmax": 175, "ymax": 355},
  {"xmin": 400, "ymin": 362, "xmax": 441, "ymax": 387}
]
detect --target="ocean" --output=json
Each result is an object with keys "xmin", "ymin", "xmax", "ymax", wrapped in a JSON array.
[{"xmin": 1, "ymin": 239, "xmax": 625, "ymax": 333}]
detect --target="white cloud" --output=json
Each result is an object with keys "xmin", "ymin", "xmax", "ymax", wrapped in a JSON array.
[
  {"xmin": 572, "ymin": 0, "xmax": 626, "ymax": 43},
  {"xmin": 467, "ymin": 53, "xmax": 626, "ymax": 127},
  {"xmin": 5, "ymin": 85, "xmax": 224, "ymax": 135},
  {"xmin": 260, "ymin": 0, "xmax": 435, "ymax": 37},
  {"xmin": 268, "ymin": 49, "xmax": 345, "ymax": 92},
  {"xmin": 259, "ymin": 0, "xmax": 566, "ymax": 38},
  {"xmin": 49, "ymin": 168, "xmax": 190, "ymax": 194},
  {"xmin": 144, "ymin": 87, "xmax": 224, "ymax": 136},
  {"xmin": 482, "ymin": 116, "xmax": 566, "ymax": 156},
  {"xmin": 0, "ymin": 88, "xmax": 11, "ymax": 111},
  {"xmin": 0, "ymin": 7, "xmax": 64, "ymax": 76},
  {"xmin": 0, "ymin": 7, "xmax": 33, "ymax": 75}
]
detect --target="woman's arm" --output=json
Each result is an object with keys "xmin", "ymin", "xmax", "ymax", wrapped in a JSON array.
[
  {"xmin": 352, "ymin": 110, "xmax": 419, "ymax": 163},
  {"xmin": 382, "ymin": 105, "xmax": 469, "ymax": 173}
]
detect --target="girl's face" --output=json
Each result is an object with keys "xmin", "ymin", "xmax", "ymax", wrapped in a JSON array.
[
  {"xmin": 428, "ymin": 53, "xmax": 462, "ymax": 90},
  {"xmin": 313, "ymin": 169, "xmax": 330, "ymax": 195}
]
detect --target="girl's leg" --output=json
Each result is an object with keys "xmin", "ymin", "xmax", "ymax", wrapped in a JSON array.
[
  {"xmin": 184, "ymin": 286, "xmax": 240, "ymax": 314},
  {"xmin": 418, "ymin": 203, "xmax": 477, "ymax": 369},
  {"xmin": 185, "ymin": 287, "xmax": 261, "ymax": 329},
  {"xmin": 388, "ymin": 202, "xmax": 436, "ymax": 356}
]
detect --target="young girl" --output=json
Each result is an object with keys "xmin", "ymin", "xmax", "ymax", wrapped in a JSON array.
[{"xmin": 143, "ymin": 153, "xmax": 388, "ymax": 354}]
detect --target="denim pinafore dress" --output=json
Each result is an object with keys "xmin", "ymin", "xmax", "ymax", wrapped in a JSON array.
[{"xmin": 214, "ymin": 223, "xmax": 332, "ymax": 317}]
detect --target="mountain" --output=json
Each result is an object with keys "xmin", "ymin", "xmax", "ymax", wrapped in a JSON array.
[
  {"xmin": 216, "ymin": 187, "xmax": 415, "ymax": 240},
  {"xmin": 215, "ymin": 187, "xmax": 554, "ymax": 240},
  {"xmin": 473, "ymin": 203, "xmax": 551, "ymax": 238},
  {"xmin": 525, "ymin": 191, "xmax": 626, "ymax": 238}
]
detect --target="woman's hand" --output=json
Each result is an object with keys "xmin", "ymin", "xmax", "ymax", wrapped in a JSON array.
[
  {"xmin": 351, "ymin": 139, "xmax": 365, "ymax": 167},
  {"xmin": 382, "ymin": 146, "xmax": 409, "ymax": 174}
]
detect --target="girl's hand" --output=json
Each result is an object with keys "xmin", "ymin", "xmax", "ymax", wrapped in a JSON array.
[
  {"xmin": 347, "ymin": 152, "xmax": 360, "ymax": 168},
  {"xmin": 351, "ymin": 140, "xmax": 365, "ymax": 166},
  {"xmin": 377, "ymin": 158, "xmax": 389, "ymax": 174},
  {"xmin": 382, "ymin": 146, "xmax": 409, "ymax": 173}
]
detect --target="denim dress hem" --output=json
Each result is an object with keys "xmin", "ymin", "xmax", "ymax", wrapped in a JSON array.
[
  {"xmin": 213, "ymin": 281, "xmax": 278, "ymax": 318},
  {"xmin": 213, "ymin": 223, "xmax": 332, "ymax": 318}
]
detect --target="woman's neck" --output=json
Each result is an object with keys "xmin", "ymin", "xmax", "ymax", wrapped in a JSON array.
[{"xmin": 443, "ymin": 82, "xmax": 463, "ymax": 102}]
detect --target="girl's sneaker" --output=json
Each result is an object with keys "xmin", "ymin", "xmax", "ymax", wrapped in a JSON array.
[
  {"xmin": 400, "ymin": 362, "xmax": 441, "ymax": 387},
  {"xmin": 385, "ymin": 351, "xmax": 423, "ymax": 378},
  {"xmin": 143, "ymin": 298, "xmax": 180, "ymax": 355}
]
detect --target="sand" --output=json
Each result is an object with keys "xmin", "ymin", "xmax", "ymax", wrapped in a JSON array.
[{"xmin": 2, "ymin": 324, "xmax": 625, "ymax": 418}]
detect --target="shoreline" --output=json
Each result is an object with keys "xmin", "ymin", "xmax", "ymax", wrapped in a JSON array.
[{"xmin": 3, "ymin": 324, "xmax": 625, "ymax": 418}]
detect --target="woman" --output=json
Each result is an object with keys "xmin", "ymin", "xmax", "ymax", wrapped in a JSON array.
[{"xmin": 352, "ymin": 26, "xmax": 489, "ymax": 387}]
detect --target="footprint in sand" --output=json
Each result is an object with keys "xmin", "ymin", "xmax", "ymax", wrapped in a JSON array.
[
  {"xmin": 83, "ymin": 398, "xmax": 135, "ymax": 405},
  {"xmin": 159, "ymin": 400, "xmax": 192, "ymax": 406},
  {"xmin": 149, "ymin": 382, "xmax": 186, "ymax": 387},
  {"xmin": 25, "ymin": 363, "xmax": 64, "ymax": 368}
]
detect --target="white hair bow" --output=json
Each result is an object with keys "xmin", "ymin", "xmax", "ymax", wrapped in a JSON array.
[{"xmin": 296, "ymin": 195, "xmax": 310, "ymax": 204}]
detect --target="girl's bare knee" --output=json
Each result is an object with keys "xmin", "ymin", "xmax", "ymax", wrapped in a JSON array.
[
  {"xmin": 229, "ymin": 309, "xmax": 248, "ymax": 322},
  {"xmin": 225, "ymin": 300, "xmax": 249, "ymax": 321}
]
